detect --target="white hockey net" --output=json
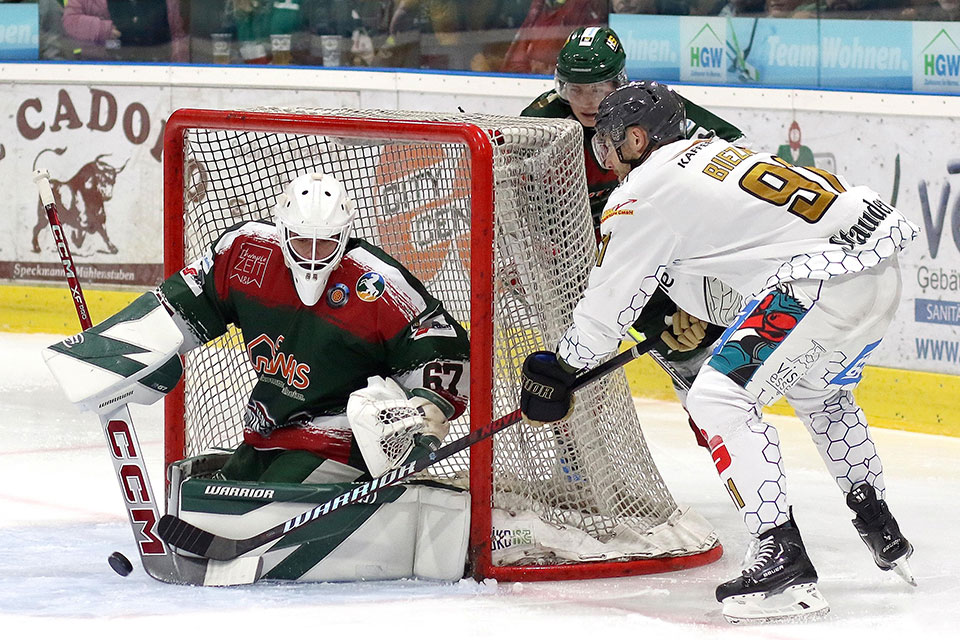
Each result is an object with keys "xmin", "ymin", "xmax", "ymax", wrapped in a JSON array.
[{"xmin": 164, "ymin": 107, "xmax": 718, "ymax": 579}]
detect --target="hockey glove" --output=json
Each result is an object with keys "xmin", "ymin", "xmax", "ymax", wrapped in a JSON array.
[
  {"xmin": 661, "ymin": 309, "xmax": 708, "ymax": 352},
  {"xmin": 520, "ymin": 351, "xmax": 577, "ymax": 426}
]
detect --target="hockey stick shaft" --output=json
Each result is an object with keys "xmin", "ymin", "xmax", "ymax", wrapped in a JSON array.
[
  {"xmin": 158, "ymin": 335, "xmax": 664, "ymax": 561},
  {"xmin": 34, "ymin": 169, "xmax": 260, "ymax": 585},
  {"xmin": 33, "ymin": 169, "xmax": 93, "ymax": 331},
  {"xmin": 626, "ymin": 326, "xmax": 691, "ymax": 392}
]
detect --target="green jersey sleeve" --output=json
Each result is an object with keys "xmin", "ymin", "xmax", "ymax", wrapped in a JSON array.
[{"xmin": 156, "ymin": 223, "xmax": 246, "ymax": 349}]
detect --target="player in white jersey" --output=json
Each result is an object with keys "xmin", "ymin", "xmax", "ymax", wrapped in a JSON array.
[{"xmin": 518, "ymin": 81, "xmax": 918, "ymax": 624}]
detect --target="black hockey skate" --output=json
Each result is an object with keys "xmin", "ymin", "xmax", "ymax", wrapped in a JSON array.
[
  {"xmin": 846, "ymin": 483, "xmax": 916, "ymax": 586},
  {"xmin": 716, "ymin": 514, "xmax": 829, "ymax": 624}
]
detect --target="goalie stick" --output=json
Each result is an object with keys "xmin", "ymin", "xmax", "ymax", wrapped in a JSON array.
[
  {"xmin": 157, "ymin": 336, "xmax": 664, "ymax": 561},
  {"xmin": 34, "ymin": 169, "xmax": 262, "ymax": 586}
]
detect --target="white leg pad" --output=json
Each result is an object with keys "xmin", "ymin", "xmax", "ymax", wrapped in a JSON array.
[{"xmin": 413, "ymin": 485, "xmax": 471, "ymax": 580}]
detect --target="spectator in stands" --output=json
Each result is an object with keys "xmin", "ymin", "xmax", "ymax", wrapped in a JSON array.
[
  {"xmin": 911, "ymin": 0, "xmax": 960, "ymax": 19},
  {"xmin": 36, "ymin": 0, "xmax": 69, "ymax": 60},
  {"xmin": 886, "ymin": 0, "xmax": 958, "ymax": 20},
  {"xmin": 820, "ymin": 0, "xmax": 893, "ymax": 16},
  {"xmin": 382, "ymin": 0, "xmax": 507, "ymax": 70},
  {"xmin": 611, "ymin": 0, "xmax": 730, "ymax": 14},
  {"xmin": 62, "ymin": 0, "xmax": 188, "ymax": 62},
  {"xmin": 716, "ymin": 0, "xmax": 766, "ymax": 14},
  {"xmin": 765, "ymin": 0, "xmax": 821, "ymax": 16},
  {"xmin": 500, "ymin": 0, "xmax": 607, "ymax": 75}
]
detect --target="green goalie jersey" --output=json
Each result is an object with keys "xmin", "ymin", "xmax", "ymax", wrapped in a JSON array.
[{"xmin": 157, "ymin": 220, "xmax": 470, "ymax": 461}]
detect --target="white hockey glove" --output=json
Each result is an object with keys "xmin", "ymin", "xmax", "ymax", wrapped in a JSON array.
[
  {"xmin": 347, "ymin": 376, "xmax": 452, "ymax": 477},
  {"xmin": 661, "ymin": 309, "xmax": 708, "ymax": 352}
]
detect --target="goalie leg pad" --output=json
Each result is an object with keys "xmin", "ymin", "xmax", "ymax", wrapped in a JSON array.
[{"xmin": 173, "ymin": 473, "xmax": 470, "ymax": 582}]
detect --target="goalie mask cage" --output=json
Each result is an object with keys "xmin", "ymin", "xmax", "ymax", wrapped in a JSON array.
[{"xmin": 163, "ymin": 107, "xmax": 721, "ymax": 581}]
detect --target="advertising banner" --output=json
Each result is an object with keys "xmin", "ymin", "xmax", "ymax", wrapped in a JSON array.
[
  {"xmin": 1, "ymin": 68, "xmax": 958, "ymax": 376},
  {"xmin": 0, "ymin": 85, "xmax": 169, "ymax": 287},
  {"xmin": 613, "ymin": 14, "xmax": 932, "ymax": 94},
  {"xmin": 913, "ymin": 21, "xmax": 960, "ymax": 93},
  {"xmin": 0, "ymin": 4, "xmax": 38, "ymax": 61}
]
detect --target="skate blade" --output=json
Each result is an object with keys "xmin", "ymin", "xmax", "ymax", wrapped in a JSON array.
[
  {"xmin": 721, "ymin": 583, "xmax": 830, "ymax": 624},
  {"xmin": 891, "ymin": 557, "xmax": 917, "ymax": 587}
]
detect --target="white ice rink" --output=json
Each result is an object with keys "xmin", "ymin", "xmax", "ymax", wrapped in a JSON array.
[{"xmin": 2, "ymin": 333, "xmax": 958, "ymax": 638}]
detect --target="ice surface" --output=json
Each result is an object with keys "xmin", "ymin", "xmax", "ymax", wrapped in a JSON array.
[{"xmin": 2, "ymin": 333, "xmax": 957, "ymax": 637}]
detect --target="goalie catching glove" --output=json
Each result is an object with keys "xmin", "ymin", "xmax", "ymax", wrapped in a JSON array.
[
  {"xmin": 661, "ymin": 309, "xmax": 707, "ymax": 352},
  {"xmin": 347, "ymin": 376, "xmax": 454, "ymax": 477},
  {"xmin": 520, "ymin": 351, "xmax": 577, "ymax": 426}
]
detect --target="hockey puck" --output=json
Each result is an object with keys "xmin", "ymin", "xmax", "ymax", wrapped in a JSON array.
[{"xmin": 108, "ymin": 551, "xmax": 133, "ymax": 577}]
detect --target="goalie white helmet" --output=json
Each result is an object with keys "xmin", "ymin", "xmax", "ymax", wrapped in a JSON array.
[{"xmin": 274, "ymin": 172, "xmax": 356, "ymax": 306}]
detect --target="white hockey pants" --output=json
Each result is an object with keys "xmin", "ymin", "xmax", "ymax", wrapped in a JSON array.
[{"xmin": 685, "ymin": 258, "xmax": 902, "ymax": 536}]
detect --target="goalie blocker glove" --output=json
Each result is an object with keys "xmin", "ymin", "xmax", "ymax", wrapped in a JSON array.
[{"xmin": 520, "ymin": 351, "xmax": 577, "ymax": 424}]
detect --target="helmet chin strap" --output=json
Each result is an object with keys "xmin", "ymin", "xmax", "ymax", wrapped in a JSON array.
[
  {"xmin": 616, "ymin": 139, "xmax": 654, "ymax": 170},
  {"xmin": 615, "ymin": 132, "xmax": 683, "ymax": 170}
]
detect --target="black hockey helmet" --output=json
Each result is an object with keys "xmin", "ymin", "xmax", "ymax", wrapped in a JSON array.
[{"xmin": 592, "ymin": 81, "xmax": 687, "ymax": 169}]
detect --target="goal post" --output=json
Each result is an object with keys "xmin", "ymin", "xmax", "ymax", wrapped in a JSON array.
[{"xmin": 162, "ymin": 107, "xmax": 721, "ymax": 581}]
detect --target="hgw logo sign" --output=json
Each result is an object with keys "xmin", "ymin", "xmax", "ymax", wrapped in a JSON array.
[
  {"xmin": 916, "ymin": 27, "xmax": 960, "ymax": 89},
  {"xmin": 682, "ymin": 21, "xmax": 726, "ymax": 83}
]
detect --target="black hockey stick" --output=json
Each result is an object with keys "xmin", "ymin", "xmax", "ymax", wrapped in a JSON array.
[
  {"xmin": 157, "ymin": 335, "xmax": 663, "ymax": 561},
  {"xmin": 34, "ymin": 169, "xmax": 261, "ymax": 586}
]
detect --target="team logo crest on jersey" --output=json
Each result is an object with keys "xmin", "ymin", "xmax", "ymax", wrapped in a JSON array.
[
  {"xmin": 230, "ymin": 242, "xmax": 273, "ymax": 288},
  {"xmin": 180, "ymin": 252, "xmax": 213, "ymax": 296},
  {"xmin": 243, "ymin": 400, "xmax": 278, "ymax": 437},
  {"xmin": 326, "ymin": 283, "xmax": 349, "ymax": 308},
  {"xmin": 357, "ymin": 272, "xmax": 386, "ymax": 302},
  {"xmin": 247, "ymin": 333, "xmax": 311, "ymax": 391},
  {"xmin": 412, "ymin": 312, "xmax": 459, "ymax": 340}
]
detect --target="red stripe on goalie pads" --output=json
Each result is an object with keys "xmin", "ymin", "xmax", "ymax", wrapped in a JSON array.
[{"xmin": 243, "ymin": 426, "xmax": 354, "ymax": 466}]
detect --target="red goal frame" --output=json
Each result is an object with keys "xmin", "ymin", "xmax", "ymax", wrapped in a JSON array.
[{"xmin": 162, "ymin": 108, "xmax": 722, "ymax": 582}]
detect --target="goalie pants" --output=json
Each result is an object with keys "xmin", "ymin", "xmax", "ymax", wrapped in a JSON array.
[
  {"xmin": 685, "ymin": 257, "xmax": 902, "ymax": 536},
  {"xmin": 221, "ymin": 443, "xmax": 369, "ymax": 484}
]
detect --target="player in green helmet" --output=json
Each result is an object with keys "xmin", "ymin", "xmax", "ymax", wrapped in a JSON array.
[
  {"xmin": 521, "ymin": 27, "xmax": 747, "ymax": 448},
  {"xmin": 554, "ymin": 26, "xmax": 629, "ymax": 129}
]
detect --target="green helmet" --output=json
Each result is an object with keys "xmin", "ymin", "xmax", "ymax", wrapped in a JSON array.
[{"xmin": 555, "ymin": 26, "xmax": 628, "ymax": 94}]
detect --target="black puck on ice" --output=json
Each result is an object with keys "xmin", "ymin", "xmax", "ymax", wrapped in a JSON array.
[{"xmin": 108, "ymin": 551, "xmax": 133, "ymax": 577}]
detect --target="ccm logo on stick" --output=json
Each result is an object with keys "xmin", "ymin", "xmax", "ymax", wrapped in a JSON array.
[{"xmin": 107, "ymin": 419, "xmax": 165, "ymax": 555}]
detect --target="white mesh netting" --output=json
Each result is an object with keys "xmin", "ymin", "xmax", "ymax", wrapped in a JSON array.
[{"xmin": 167, "ymin": 107, "xmax": 716, "ymax": 572}]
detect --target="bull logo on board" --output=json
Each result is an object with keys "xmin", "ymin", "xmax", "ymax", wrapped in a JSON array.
[{"xmin": 31, "ymin": 148, "xmax": 128, "ymax": 255}]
